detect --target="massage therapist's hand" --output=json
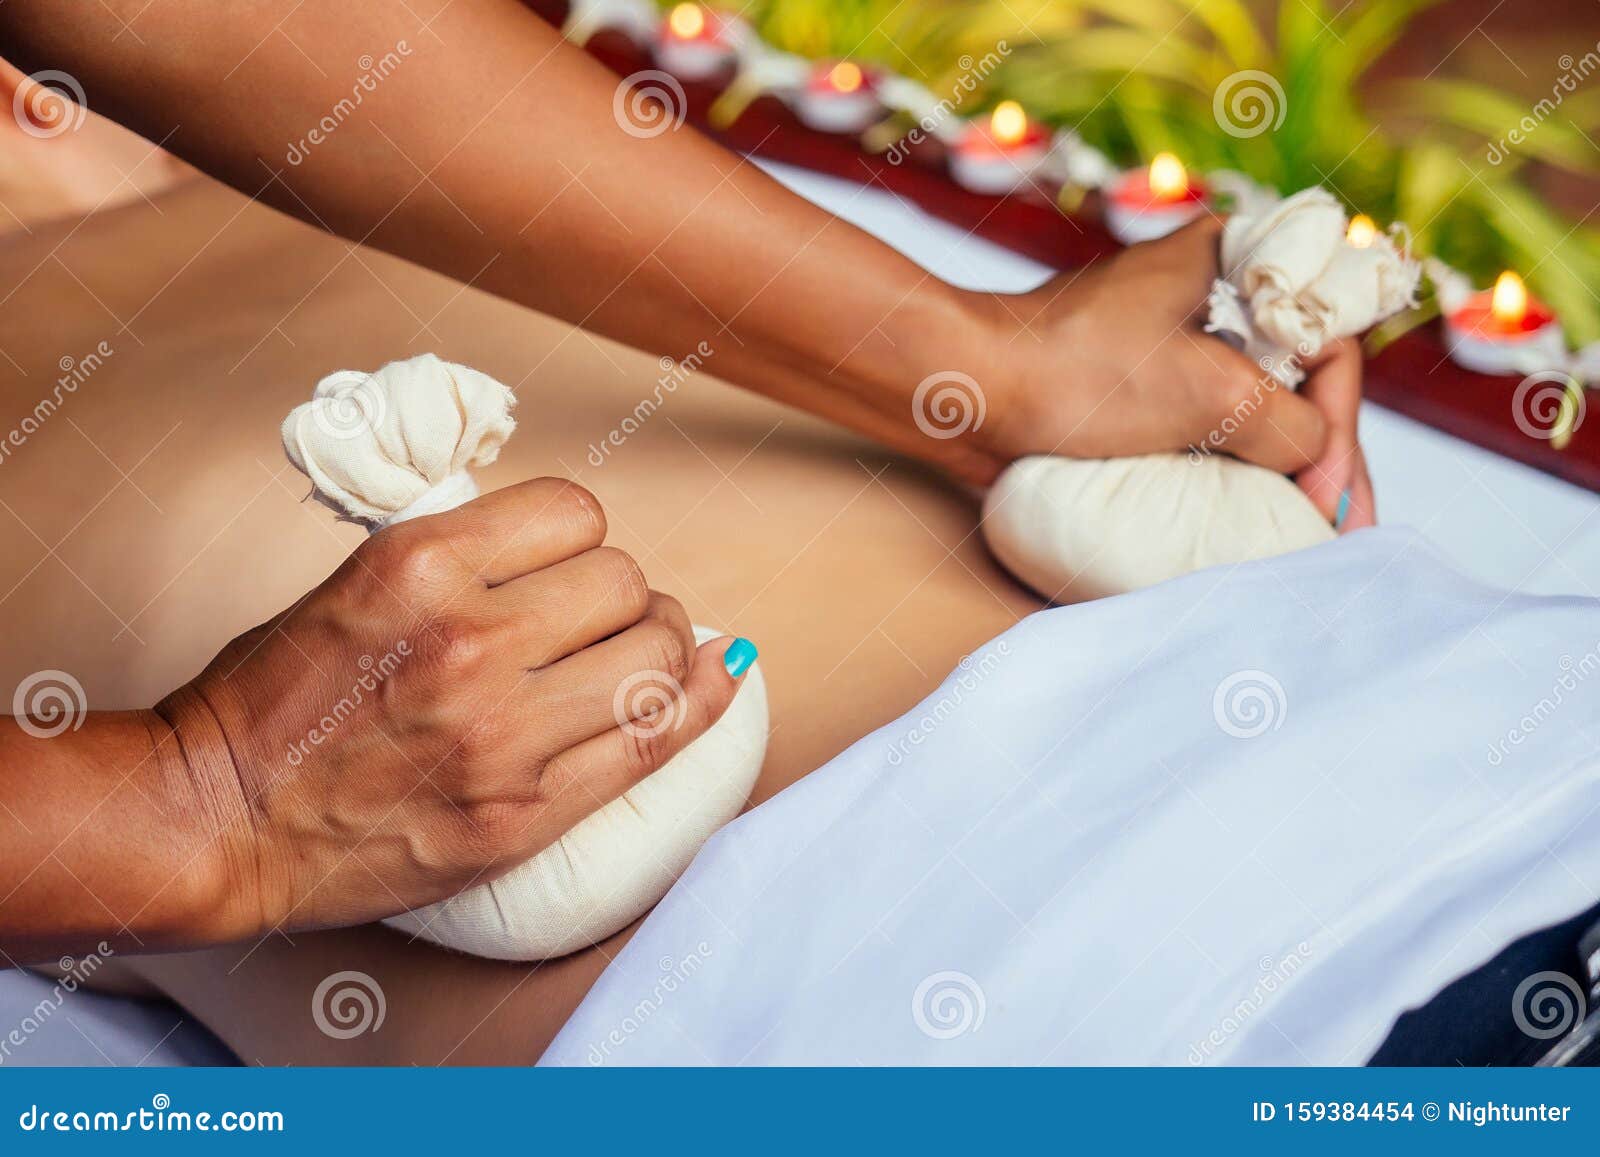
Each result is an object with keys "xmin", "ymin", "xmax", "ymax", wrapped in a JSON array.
[
  {"xmin": 161, "ymin": 478, "xmax": 748, "ymax": 939},
  {"xmin": 973, "ymin": 217, "xmax": 1376, "ymax": 530},
  {"xmin": 0, "ymin": 479, "xmax": 744, "ymax": 961}
]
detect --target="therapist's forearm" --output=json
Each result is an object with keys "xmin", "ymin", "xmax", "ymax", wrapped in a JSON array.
[
  {"xmin": 0, "ymin": 714, "xmax": 252, "ymax": 962},
  {"xmin": 0, "ymin": 0, "xmax": 1005, "ymax": 481}
]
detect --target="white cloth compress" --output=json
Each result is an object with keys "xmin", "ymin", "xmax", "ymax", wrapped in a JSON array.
[{"xmin": 982, "ymin": 187, "xmax": 1419, "ymax": 604}]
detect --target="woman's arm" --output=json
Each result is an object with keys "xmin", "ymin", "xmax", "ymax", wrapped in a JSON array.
[
  {"xmin": 0, "ymin": 711, "xmax": 251, "ymax": 959},
  {"xmin": 0, "ymin": 480, "xmax": 747, "ymax": 964},
  {"xmin": 0, "ymin": 0, "xmax": 1359, "ymax": 502}
]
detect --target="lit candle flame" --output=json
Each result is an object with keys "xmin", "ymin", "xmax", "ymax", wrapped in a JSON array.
[
  {"xmin": 1148, "ymin": 152, "xmax": 1188, "ymax": 200},
  {"xmin": 989, "ymin": 101, "xmax": 1028, "ymax": 146},
  {"xmin": 828, "ymin": 61, "xmax": 863, "ymax": 94},
  {"xmin": 1345, "ymin": 214, "xmax": 1377, "ymax": 249},
  {"xmin": 1491, "ymin": 270, "xmax": 1528, "ymax": 326},
  {"xmin": 667, "ymin": 2, "xmax": 706, "ymax": 39}
]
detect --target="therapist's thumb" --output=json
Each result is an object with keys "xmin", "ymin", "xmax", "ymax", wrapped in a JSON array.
[
  {"xmin": 1293, "ymin": 338, "xmax": 1375, "ymax": 531},
  {"xmin": 1209, "ymin": 357, "xmax": 1330, "ymax": 476}
]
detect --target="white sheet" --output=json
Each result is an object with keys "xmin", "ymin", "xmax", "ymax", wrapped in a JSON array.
[
  {"xmin": 0, "ymin": 980, "xmax": 230, "ymax": 1068},
  {"xmin": 544, "ymin": 527, "xmax": 1600, "ymax": 1065}
]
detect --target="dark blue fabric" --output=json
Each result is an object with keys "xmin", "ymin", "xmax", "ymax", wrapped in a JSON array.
[{"xmin": 1371, "ymin": 902, "xmax": 1600, "ymax": 1066}]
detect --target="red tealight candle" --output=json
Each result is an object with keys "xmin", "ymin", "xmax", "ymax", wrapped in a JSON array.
[
  {"xmin": 654, "ymin": 4, "xmax": 738, "ymax": 80},
  {"xmin": 791, "ymin": 60, "xmax": 882, "ymax": 134},
  {"xmin": 1443, "ymin": 271, "xmax": 1564, "ymax": 376},
  {"xmin": 1104, "ymin": 153, "xmax": 1208, "ymax": 244},
  {"xmin": 949, "ymin": 101, "xmax": 1052, "ymax": 194}
]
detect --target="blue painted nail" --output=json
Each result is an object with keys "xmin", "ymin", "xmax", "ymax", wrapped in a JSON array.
[
  {"xmin": 723, "ymin": 638, "xmax": 758, "ymax": 679},
  {"xmin": 1334, "ymin": 489, "xmax": 1352, "ymax": 531}
]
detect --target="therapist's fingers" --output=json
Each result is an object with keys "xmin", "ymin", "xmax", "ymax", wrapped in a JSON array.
[
  {"xmin": 1175, "ymin": 218, "xmax": 1331, "ymax": 475},
  {"xmin": 1204, "ymin": 345, "xmax": 1331, "ymax": 476},
  {"xmin": 530, "ymin": 635, "xmax": 750, "ymax": 835},
  {"xmin": 1344, "ymin": 444, "xmax": 1377, "ymax": 532},
  {"xmin": 1293, "ymin": 339, "xmax": 1375, "ymax": 531},
  {"xmin": 1145, "ymin": 221, "xmax": 1331, "ymax": 474},
  {"xmin": 520, "ymin": 591, "xmax": 699, "ymax": 753},
  {"xmin": 490, "ymin": 546, "xmax": 651, "ymax": 667},
  {"xmin": 380, "ymin": 476, "xmax": 608, "ymax": 588}
]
